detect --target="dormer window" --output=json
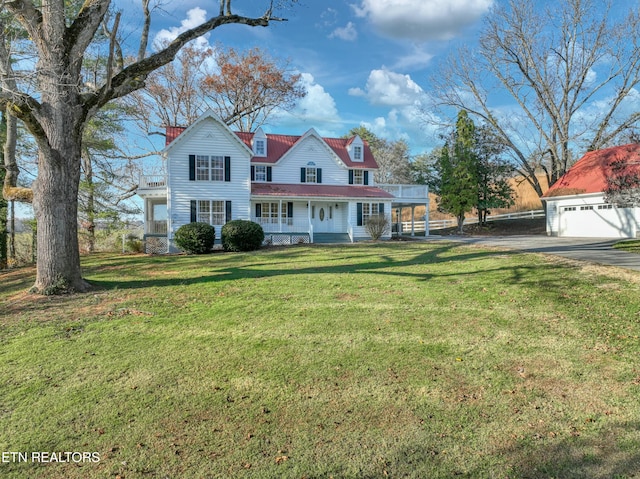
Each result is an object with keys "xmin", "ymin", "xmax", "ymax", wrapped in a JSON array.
[
  {"xmin": 253, "ymin": 127, "xmax": 268, "ymax": 157},
  {"xmin": 348, "ymin": 135, "xmax": 364, "ymax": 162}
]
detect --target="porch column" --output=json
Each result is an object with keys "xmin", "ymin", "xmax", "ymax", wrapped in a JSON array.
[
  {"xmin": 144, "ymin": 198, "xmax": 150, "ymax": 235},
  {"xmin": 425, "ymin": 203, "xmax": 430, "ymax": 236},
  {"xmin": 411, "ymin": 205, "xmax": 416, "ymax": 236},
  {"xmin": 308, "ymin": 199, "xmax": 313, "ymax": 243},
  {"xmin": 279, "ymin": 199, "xmax": 283, "ymax": 233}
]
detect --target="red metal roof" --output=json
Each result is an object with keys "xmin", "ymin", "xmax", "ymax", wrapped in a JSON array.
[
  {"xmin": 169, "ymin": 126, "xmax": 378, "ymax": 168},
  {"xmin": 165, "ymin": 126, "xmax": 187, "ymax": 147},
  {"xmin": 252, "ymin": 183, "xmax": 394, "ymax": 199},
  {"xmin": 543, "ymin": 143, "xmax": 640, "ymax": 197}
]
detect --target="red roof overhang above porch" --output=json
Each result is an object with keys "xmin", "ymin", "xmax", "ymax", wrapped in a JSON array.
[{"xmin": 251, "ymin": 183, "xmax": 395, "ymax": 199}]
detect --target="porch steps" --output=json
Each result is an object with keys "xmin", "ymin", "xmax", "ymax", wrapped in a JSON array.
[{"xmin": 313, "ymin": 233, "xmax": 352, "ymax": 244}]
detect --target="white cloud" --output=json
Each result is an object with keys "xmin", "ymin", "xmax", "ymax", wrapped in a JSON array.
[
  {"xmin": 350, "ymin": 69, "xmax": 425, "ymax": 107},
  {"xmin": 353, "ymin": 0, "xmax": 493, "ymax": 41},
  {"xmin": 153, "ymin": 7, "xmax": 210, "ymax": 50},
  {"xmin": 329, "ymin": 22, "xmax": 358, "ymax": 41},
  {"xmin": 296, "ymin": 73, "xmax": 340, "ymax": 121},
  {"xmin": 393, "ymin": 45, "xmax": 435, "ymax": 70},
  {"xmin": 274, "ymin": 73, "xmax": 342, "ymax": 135}
]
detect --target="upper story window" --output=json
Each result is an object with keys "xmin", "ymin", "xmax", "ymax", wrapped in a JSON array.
[
  {"xmin": 255, "ymin": 165, "xmax": 267, "ymax": 182},
  {"xmin": 306, "ymin": 167, "xmax": 317, "ymax": 183},
  {"xmin": 251, "ymin": 165, "xmax": 272, "ymax": 182},
  {"xmin": 349, "ymin": 169, "xmax": 369, "ymax": 185},
  {"xmin": 189, "ymin": 155, "xmax": 231, "ymax": 182},
  {"xmin": 196, "ymin": 155, "xmax": 224, "ymax": 181},
  {"xmin": 253, "ymin": 127, "xmax": 268, "ymax": 157},
  {"xmin": 349, "ymin": 136, "xmax": 364, "ymax": 162},
  {"xmin": 301, "ymin": 162, "xmax": 322, "ymax": 184}
]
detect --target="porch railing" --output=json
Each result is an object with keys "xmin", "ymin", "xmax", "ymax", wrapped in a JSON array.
[
  {"xmin": 251, "ymin": 217, "xmax": 311, "ymax": 234},
  {"xmin": 146, "ymin": 220, "xmax": 168, "ymax": 235}
]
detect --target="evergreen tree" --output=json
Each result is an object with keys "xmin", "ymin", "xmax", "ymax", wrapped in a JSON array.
[
  {"xmin": 434, "ymin": 111, "xmax": 478, "ymax": 233},
  {"xmin": 474, "ymin": 126, "xmax": 515, "ymax": 225},
  {"xmin": 432, "ymin": 111, "xmax": 515, "ymax": 232}
]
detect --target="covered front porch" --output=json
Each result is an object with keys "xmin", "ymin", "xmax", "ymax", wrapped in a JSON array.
[{"xmin": 251, "ymin": 198, "xmax": 350, "ymax": 243}]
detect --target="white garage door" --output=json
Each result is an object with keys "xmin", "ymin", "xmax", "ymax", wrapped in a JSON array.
[{"xmin": 559, "ymin": 205, "xmax": 635, "ymax": 238}]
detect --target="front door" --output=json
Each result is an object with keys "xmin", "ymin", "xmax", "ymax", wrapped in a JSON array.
[{"xmin": 313, "ymin": 202, "xmax": 334, "ymax": 233}]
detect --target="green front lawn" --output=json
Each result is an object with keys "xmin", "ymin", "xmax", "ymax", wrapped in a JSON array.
[{"xmin": 1, "ymin": 243, "xmax": 640, "ymax": 478}]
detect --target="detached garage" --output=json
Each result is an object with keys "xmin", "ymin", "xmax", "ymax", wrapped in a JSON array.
[{"xmin": 543, "ymin": 144, "xmax": 640, "ymax": 238}]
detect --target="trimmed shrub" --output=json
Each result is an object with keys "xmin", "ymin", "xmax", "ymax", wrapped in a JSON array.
[
  {"xmin": 221, "ymin": 220, "xmax": 264, "ymax": 252},
  {"xmin": 365, "ymin": 214, "xmax": 390, "ymax": 241},
  {"xmin": 174, "ymin": 222, "xmax": 216, "ymax": 254}
]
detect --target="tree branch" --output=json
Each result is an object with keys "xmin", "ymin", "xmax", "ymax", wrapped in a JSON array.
[{"xmin": 86, "ymin": 13, "xmax": 277, "ymax": 114}]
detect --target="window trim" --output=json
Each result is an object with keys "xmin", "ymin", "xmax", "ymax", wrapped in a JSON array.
[
  {"xmin": 191, "ymin": 199, "xmax": 229, "ymax": 226},
  {"xmin": 254, "ymin": 139, "xmax": 266, "ymax": 157},
  {"xmin": 189, "ymin": 154, "xmax": 231, "ymax": 182}
]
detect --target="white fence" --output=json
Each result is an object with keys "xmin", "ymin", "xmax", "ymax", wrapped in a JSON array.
[{"xmin": 426, "ymin": 209, "xmax": 545, "ymax": 230}]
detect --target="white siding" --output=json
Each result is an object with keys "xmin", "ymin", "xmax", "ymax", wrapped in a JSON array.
[
  {"xmin": 274, "ymin": 135, "xmax": 346, "ymax": 185},
  {"xmin": 348, "ymin": 200, "xmax": 393, "ymax": 241},
  {"xmin": 167, "ymin": 117, "xmax": 251, "ymax": 237}
]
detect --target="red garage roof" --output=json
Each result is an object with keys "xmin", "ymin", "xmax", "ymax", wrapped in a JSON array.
[
  {"xmin": 252, "ymin": 183, "xmax": 394, "ymax": 199},
  {"xmin": 543, "ymin": 143, "xmax": 640, "ymax": 197}
]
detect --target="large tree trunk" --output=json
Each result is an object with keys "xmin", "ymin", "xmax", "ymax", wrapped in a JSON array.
[{"xmin": 32, "ymin": 124, "xmax": 89, "ymax": 293}]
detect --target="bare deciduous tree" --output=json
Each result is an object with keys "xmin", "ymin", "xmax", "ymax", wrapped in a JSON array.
[
  {"xmin": 430, "ymin": 0, "xmax": 640, "ymax": 197},
  {"xmin": 0, "ymin": 0, "xmax": 296, "ymax": 294},
  {"xmin": 201, "ymin": 45, "xmax": 305, "ymax": 132}
]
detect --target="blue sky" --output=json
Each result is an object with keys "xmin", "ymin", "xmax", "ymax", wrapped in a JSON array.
[{"xmin": 114, "ymin": 0, "xmax": 495, "ymax": 155}]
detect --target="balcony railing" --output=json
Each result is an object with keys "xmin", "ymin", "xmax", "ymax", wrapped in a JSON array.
[
  {"xmin": 378, "ymin": 184, "xmax": 429, "ymax": 201},
  {"xmin": 140, "ymin": 175, "xmax": 167, "ymax": 189}
]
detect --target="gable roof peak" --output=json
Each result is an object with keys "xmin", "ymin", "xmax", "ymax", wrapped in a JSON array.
[{"xmin": 162, "ymin": 109, "xmax": 253, "ymax": 156}]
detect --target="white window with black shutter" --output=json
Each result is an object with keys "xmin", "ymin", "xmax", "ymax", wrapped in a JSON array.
[
  {"xmin": 255, "ymin": 202, "xmax": 293, "ymax": 225},
  {"xmin": 189, "ymin": 155, "xmax": 231, "ymax": 182},
  {"xmin": 191, "ymin": 200, "xmax": 232, "ymax": 225},
  {"xmin": 300, "ymin": 162, "xmax": 322, "ymax": 184},
  {"xmin": 349, "ymin": 170, "xmax": 369, "ymax": 185},
  {"xmin": 356, "ymin": 202, "xmax": 385, "ymax": 226},
  {"xmin": 251, "ymin": 165, "xmax": 272, "ymax": 182}
]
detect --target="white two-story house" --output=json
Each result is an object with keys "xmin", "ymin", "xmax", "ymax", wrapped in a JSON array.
[{"xmin": 137, "ymin": 110, "xmax": 429, "ymax": 253}]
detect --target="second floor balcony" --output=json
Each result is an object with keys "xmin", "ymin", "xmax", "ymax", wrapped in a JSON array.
[
  {"xmin": 138, "ymin": 175, "xmax": 167, "ymax": 197},
  {"xmin": 377, "ymin": 184, "xmax": 429, "ymax": 205}
]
